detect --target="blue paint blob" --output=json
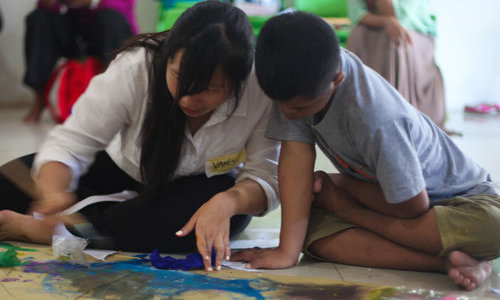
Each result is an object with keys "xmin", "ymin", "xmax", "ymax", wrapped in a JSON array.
[
  {"xmin": 150, "ymin": 249, "xmax": 216, "ymax": 270},
  {"xmin": 22, "ymin": 258, "xmax": 270, "ymax": 299}
]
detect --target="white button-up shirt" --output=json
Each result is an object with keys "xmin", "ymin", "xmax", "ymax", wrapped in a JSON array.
[{"xmin": 34, "ymin": 48, "xmax": 280, "ymax": 214}]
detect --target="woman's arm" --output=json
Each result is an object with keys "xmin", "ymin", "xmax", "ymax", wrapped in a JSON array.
[
  {"xmin": 31, "ymin": 161, "xmax": 75, "ymax": 214},
  {"xmin": 32, "ymin": 49, "xmax": 149, "ymax": 212},
  {"xmin": 349, "ymin": 0, "xmax": 411, "ymax": 45},
  {"xmin": 176, "ymin": 178, "xmax": 268, "ymax": 271}
]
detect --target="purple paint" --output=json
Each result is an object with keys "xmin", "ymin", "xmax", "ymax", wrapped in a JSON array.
[{"xmin": 1, "ymin": 278, "xmax": 19, "ymax": 282}]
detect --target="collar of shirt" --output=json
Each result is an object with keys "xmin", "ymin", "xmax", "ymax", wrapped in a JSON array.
[{"xmin": 204, "ymin": 93, "xmax": 248, "ymax": 127}]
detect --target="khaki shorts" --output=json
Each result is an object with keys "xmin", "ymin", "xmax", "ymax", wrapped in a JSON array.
[{"xmin": 303, "ymin": 194, "xmax": 500, "ymax": 261}]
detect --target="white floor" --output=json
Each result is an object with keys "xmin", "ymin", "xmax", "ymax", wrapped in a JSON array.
[{"xmin": 1, "ymin": 104, "xmax": 500, "ymax": 299}]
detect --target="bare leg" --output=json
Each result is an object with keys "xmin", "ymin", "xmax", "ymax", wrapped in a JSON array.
[
  {"xmin": 309, "ymin": 228, "xmax": 446, "ymax": 272},
  {"xmin": 0, "ymin": 210, "xmax": 57, "ymax": 244},
  {"xmin": 311, "ymin": 171, "xmax": 494, "ymax": 290},
  {"xmin": 313, "ymin": 171, "xmax": 442, "ymax": 254},
  {"xmin": 23, "ymin": 90, "xmax": 45, "ymax": 124}
]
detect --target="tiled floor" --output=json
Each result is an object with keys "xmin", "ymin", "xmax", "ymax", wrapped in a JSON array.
[{"xmin": 1, "ymin": 103, "xmax": 500, "ymax": 298}]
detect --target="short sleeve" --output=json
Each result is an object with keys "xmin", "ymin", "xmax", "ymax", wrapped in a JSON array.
[
  {"xmin": 359, "ymin": 119, "xmax": 426, "ymax": 203},
  {"xmin": 265, "ymin": 102, "xmax": 315, "ymax": 144}
]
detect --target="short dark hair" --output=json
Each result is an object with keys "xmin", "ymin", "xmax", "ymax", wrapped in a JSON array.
[{"xmin": 255, "ymin": 11, "xmax": 340, "ymax": 101}]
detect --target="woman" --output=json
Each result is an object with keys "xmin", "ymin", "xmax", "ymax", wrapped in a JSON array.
[
  {"xmin": 347, "ymin": 0, "xmax": 446, "ymax": 129},
  {"xmin": 0, "ymin": 1, "xmax": 279, "ymax": 272}
]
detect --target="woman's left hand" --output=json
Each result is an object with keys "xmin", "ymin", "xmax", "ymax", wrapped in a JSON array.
[{"xmin": 176, "ymin": 194, "xmax": 234, "ymax": 272}]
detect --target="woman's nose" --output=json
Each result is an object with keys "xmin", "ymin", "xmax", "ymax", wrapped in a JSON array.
[{"xmin": 180, "ymin": 94, "xmax": 199, "ymax": 105}]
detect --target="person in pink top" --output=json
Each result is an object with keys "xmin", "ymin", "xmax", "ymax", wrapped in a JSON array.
[{"xmin": 23, "ymin": 0, "xmax": 138, "ymax": 124}]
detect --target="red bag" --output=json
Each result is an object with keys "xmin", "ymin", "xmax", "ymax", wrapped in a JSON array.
[{"xmin": 43, "ymin": 57, "xmax": 102, "ymax": 123}]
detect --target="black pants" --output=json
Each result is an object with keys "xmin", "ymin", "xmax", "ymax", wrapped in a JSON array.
[
  {"xmin": 0, "ymin": 152, "xmax": 251, "ymax": 252},
  {"xmin": 24, "ymin": 8, "xmax": 134, "ymax": 91}
]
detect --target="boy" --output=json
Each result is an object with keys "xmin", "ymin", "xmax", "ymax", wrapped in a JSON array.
[{"xmin": 231, "ymin": 11, "xmax": 500, "ymax": 291}]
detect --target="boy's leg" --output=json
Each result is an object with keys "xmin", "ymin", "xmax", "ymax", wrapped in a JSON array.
[
  {"xmin": 308, "ymin": 171, "xmax": 496, "ymax": 290},
  {"xmin": 309, "ymin": 227, "xmax": 445, "ymax": 272},
  {"xmin": 309, "ymin": 226, "xmax": 492, "ymax": 291}
]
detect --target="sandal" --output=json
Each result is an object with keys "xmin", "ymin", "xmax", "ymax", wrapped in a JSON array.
[{"xmin": 464, "ymin": 103, "xmax": 498, "ymax": 114}]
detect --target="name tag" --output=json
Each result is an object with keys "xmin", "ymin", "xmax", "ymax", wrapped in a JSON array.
[{"xmin": 207, "ymin": 149, "xmax": 246, "ymax": 174}]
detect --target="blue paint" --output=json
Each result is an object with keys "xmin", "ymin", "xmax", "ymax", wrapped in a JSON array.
[
  {"xmin": 22, "ymin": 258, "xmax": 271, "ymax": 299},
  {"xmin": 150, "ymin": 249, "xmax": 216, "ymax": 270},
  {"xmin": 22, "ymin": 257, "xmax": 411, "ymax": 299}
]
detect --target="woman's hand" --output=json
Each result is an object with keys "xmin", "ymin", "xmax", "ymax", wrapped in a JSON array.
[
  {"xmin": 176, "ymin": 194, "xmax": 235, "ymax": 272},
  {"xmin": 230, "ymin": 247, "xmax": 299, "ymax": 269},
  {"xmin": 383, "ymin": 16, "xmax": 412, "ymax": 46}
]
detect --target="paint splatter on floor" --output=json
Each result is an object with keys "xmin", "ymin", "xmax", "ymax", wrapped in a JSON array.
[
  {"xmin": 0, "ymin": 242, "xmax": 37, "ymax": 266},
  {"xmin": 13, "ymin": 258, "xmax": 460, "ymax": 299}
]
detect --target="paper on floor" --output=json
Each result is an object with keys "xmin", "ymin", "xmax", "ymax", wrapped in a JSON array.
[{"xmin": 222, "ymin": 260, "xmax": 260, "ymax": 272}]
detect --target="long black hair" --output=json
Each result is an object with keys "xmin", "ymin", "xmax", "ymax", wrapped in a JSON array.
[{"xmin": 115, "ymin": 1, "xmax": 254, "ymax": 196}]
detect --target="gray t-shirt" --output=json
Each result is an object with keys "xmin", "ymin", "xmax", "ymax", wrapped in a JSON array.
[{"xmin": 266, "ymin": 49, "xmax": 496, "ymax": 204}]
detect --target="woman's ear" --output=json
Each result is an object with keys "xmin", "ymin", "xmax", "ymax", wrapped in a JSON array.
[{"xmin": 333, "ymin": 72, "xmax": 345, "ymax": 87}]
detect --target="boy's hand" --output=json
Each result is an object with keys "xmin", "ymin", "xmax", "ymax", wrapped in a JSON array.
[{"xmin": 230, "ymin": 247, "xmax": 299, "ymax": 269}]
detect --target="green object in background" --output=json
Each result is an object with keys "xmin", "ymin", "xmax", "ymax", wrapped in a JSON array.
[
  {"xmin": 294, "ymin": 0, "xmax": 348, "ymax": 18},
  {"xmin": 156, "ymin": 0, "xmax": 350, "ymax": 44},
  {"xmin": 156, "ymin": 1, "xmax": 200, "ymax": 32},
  {"xmin": 293, "ymin": 0, "xmax": 350, "ymax": 48},
  {"xmin": 248, "ymin": 15, "xmax": 271, "ymax": 39},
  {"xmin": 336, "ymin": 29, "xmax": 350, "ymax": 48}
]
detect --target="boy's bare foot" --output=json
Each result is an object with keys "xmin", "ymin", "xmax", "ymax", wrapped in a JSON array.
[
  {"xmin": 0, "ymin": 210, "xmax": 55, "ymax": 244},
  {"xmin": 447, "ymin": 250, "xmax": 493, "ymax": 291}
]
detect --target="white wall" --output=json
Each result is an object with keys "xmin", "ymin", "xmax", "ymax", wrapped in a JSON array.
[
  {"xmin": 431, "ymin": 0, "xmax": 500, "ymax": 111},
  {"xmin": 0, "ymin": 0, "xmax": 158, "ymax": 104},
  {"xmin": 0, "ymin": 0, "xmax": 36, "ymax": 103},
  {"xmin": 1, "ymin": 0, "xmax": 499, "ymax": 111}
]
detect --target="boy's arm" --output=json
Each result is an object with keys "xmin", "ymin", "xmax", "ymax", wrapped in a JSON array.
[
  {"xmin": 278, "ymin": 141, "xmax": 316, "ymax": 260},
  {"xmin": 230, "ymin": 141, "xmax": 316, "ymax": 269},
  {"xmin": 332, "ymin": 174, "xmax": 429, "ymax": 218}
]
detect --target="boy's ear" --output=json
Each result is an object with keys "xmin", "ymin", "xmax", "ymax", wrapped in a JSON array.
[{"xmin": 333, "ymin": 72, "xmax": 345, "ymax": 87}]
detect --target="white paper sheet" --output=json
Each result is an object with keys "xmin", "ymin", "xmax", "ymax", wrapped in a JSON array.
[{"xmin": 222, "ymin": 260, "xmax": 260, "ymax": 272}]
